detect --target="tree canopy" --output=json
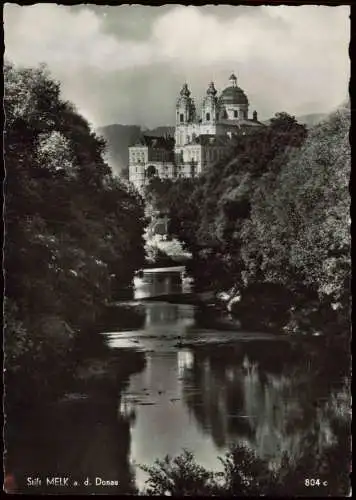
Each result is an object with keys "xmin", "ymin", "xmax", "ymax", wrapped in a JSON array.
[
  {"xmin": 146, "ymin": 108, "xmax": 350, "ymax": 327},
  {"xmin": 4, "ymin": 61, "xmax": 146, "ymax": 405}
]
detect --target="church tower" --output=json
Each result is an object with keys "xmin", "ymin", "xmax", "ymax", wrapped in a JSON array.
[
  {"xmin": 200, "ymin": 82, "xmax": 219, "ymax": 135},
  {"xmin": 175, "ymin": 83, "xmax": 196, "ymax": 147},
  {"xmin": 201, "ymin": 82, "xmax": 218, "ymax": 123}
]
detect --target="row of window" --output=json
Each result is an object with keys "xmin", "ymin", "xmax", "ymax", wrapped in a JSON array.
[
  {"xmin": 130, "ymin": 154, "xmax": 146, "ymax": 162},
  {"xmin": 131, "ymin": 170, "xmax": 200, "ymax": 188},
  {"xmin": 179, "ymin": 110, "xmax": 247, "ymax": 122},
  {"xmin": 130, "ymin": 167, "xmax": 176, "ymax": 174},
  {"xmin": 131, "ymin": 165, "xmax": 197, "ymax": 177},
  {"xmin": 179, "ymin": 112, "xmax": 212, "ymax": 122}
]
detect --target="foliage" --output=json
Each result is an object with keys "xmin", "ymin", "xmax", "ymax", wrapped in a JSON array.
[
  {"xmin": 242, "ymin": 108, "xmax": 350, "ymax": 297},
  {"xmin": 145, "ymin": 244, "xmax": 176, "ymax": 266},
  {"xmin": 145, "ymin": 177, "xmax": 201, "ymax": 252},
  {"xmin": 146, "ymin": 107, "xmax": 350, "ymax": 330},
  {"xmin": 139, "ymin": 437, "xmax": 351, "ymax": 496},
  {"xmin": 4, "ymin": 61, "xmax": 146, "ymax": 407},
  {"xmin": 140, "ymin": 449, "xmax": 220, "ymax": 496}
]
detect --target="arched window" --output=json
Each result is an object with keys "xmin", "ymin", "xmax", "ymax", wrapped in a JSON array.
[
  {"xmin": 180, "ymin": 113, "xmax": 184, "ymax": 123},
  {"xmin": 146, "ymin": 165, "xmax": 157, "ymax": 179},
  {"xmin": 234, "ymin": 110, "xmax": 238, "ymax": 118},
  {"xmin": 206, "ymin": 112, "xmax": 210, "ymax": 121}
]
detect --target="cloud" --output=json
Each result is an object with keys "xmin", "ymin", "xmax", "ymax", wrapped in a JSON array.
[{"xmin": 4, "ymin": 4, "xmax": 350, "ymax": 127}]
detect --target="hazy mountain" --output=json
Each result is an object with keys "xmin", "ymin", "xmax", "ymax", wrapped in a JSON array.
[
  {"xmin": 97, "ymin": 124, "xmax": 141, "ymax": 177},
  {"xmin": 263, "ymin": 113, "xmax": 328, "ymax": 128},
  {"xmin": 98, "ymin": 124, "xmax": 174, "ymax": 176},
  {"xmin": 295, "ymin": 113, "xmax": 328, "ymax": 127}
]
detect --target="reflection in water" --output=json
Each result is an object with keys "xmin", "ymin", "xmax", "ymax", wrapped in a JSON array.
[
  {"xmin": 119, "ymin": 328, "xmax": 349, "ymax": 492},
  {"xmin": 145, "ymin": 302, "xmax": 193, "ymax": 326},
  {"xmin": 105, "ymin": 302, "xmax": 196, "ymax": 352},
  {"xmin": 134, "ymin": 270, "xmax": 190, "ymax": 300},
  {"xmin": 177, "ymin": 350, "xmax": 194, "ymax": 378},
  {"xmin": 9, "ymin": 269, "xmax": 349, "ymax": 494},
  {"xmin": 105, "ymin": 272, "xmax": 350, "ymax": 493},
  {"xmin": 179, "ymin": 346, "xmax": 348, "ymax": 473}
]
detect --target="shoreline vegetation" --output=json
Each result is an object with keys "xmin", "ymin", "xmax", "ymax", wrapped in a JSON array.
[
  {"xmin": 144, "ymin": 106, "xmax": 351, "ymax": 341},
  {"xmin": 4, "ymin": 61, "xmax": 147, "ymax": 437},
  {"xmin": 4, "ymin": 62, "xmax": 351, "ymax": 495}
]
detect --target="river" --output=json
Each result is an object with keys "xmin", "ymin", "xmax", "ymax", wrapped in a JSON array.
[{"xmin": 7, "ymin": 268, "xmax": 350, "ymax": 495}]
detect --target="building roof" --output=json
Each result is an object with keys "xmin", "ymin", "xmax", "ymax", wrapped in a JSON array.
[
  {"xmin": 131, "ymin": 135, "xmax": 174, "ymax": 150},
  {"xmin": 219, "ymin": 86, "xmax": 249, "ymax": 106},
  {"xmin": 218, "ymin": 118, "xmax": 265, "ymax": 127},
  {"xmin": 188, "ymin": 134, "xmax": 232, "ymax": 147}
]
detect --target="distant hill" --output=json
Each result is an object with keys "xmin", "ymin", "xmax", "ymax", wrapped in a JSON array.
[
  {"xmin": 145, "ymin": 126, "xmax": 175, "ymax": 137},
  {"xmin": 263, "ymin": 113, "xmax": 327, "ymax": 128},
  {"xmin": 97, "ymin": 124, "xmax": 141, "ymax": 177},
  {"xmin": 295, "ymin": 113, "xmax": 328, "ymax": 127},
  {"xmin": 97, "ymin": 124, "xmax": 174, "ymax": 177}
]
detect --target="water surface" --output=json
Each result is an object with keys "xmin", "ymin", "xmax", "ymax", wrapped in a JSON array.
[
  {"xmin": 103, "ymin": 270, "xmax": 349, "ymax": 491},
  {"xmin": 7, "ymin": 269, "xmax": 350, "ymax": 495}
]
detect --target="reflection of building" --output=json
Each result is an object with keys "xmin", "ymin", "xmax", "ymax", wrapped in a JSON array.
[
  {"xmin": 134, "ymin": 271, "xmax": 183, "ymax": 300},
  {"xmin": 177, "ymin": 350, "xmax": 194, "ymax": 378},
  {"xmin": 129, "ymin": 74, "xmax": 265, "ymax": 192}
]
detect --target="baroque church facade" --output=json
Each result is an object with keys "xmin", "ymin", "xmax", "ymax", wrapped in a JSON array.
[{"xmin": 129, "ymin": 74, "xmax": 264, "ymax": 192}]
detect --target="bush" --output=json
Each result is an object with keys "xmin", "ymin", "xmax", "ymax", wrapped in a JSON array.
[{"xmin": 139, "ymin": 438, "xmax": 351, "ymax": 497}]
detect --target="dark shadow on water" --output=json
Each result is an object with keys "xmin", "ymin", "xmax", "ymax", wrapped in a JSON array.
[
  {"xmin": 5, "ymin": 335, "xmax": 146, "ymax": 494},
  {"xmin": 7, "ymin": 395, "xmax": 136, "ymax": 494},
  {"xmin": 96, "ymin": 304, "xmax": 146, "ymax": 332}
]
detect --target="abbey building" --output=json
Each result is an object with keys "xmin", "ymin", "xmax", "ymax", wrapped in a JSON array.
[{"xmin": 129, "ymin": 74, "xmax": 264, "ymax": 192}]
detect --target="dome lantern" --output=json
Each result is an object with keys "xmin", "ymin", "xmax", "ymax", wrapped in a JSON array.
[
  {"xmin": 218, "ymin": 73, "xmax": 248, "ymax": 107},
  {"xmin": 229, "ymin": 73, "xmax": 237, "ymax": 88}
]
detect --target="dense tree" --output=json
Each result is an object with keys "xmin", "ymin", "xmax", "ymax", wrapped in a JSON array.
[
  {"xmin": 241, "ymin": 106, "xmax": 350, "ymax": 315},
  {"xmin": 146, "ymin": 113, "xmax": 308, "ymax": 291},
  {"xmin": 146, "ymin": 107, "xmax": 350, "ymax": 332},
  {"xmin": 4, "ymin": 61, "xmax": 146, "ymax": 407}
]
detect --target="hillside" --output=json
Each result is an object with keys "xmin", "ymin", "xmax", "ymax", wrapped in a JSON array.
[
  {"xmin": 264, "ymin": 113, "xmax": 327, "ymax": 128},
  {"xmin": 294, "ymin": 113, "xmax": 328, "ymax": 127}
]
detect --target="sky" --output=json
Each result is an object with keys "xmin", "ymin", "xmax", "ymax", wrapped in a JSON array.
[{"xmin": 4, "ymin": 4, "xmax": 350, "ymax": 129}]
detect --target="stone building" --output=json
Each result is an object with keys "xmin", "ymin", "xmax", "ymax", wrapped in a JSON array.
[
  {"xmin": 129, "ymin": 73, "xmax": 264, "ymax": 192},
  {"xmin": 129, "ymin": 135, "xmax": 175, "ymax": 190}
]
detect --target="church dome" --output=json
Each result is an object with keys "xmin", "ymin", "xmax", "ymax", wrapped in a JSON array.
[
  {"xmin": 219, "ymin": 86, "xmax": 248, "ymax": 105},
  {"xmin": 219, "ymin": 73, "xmax": 248, "ymax": 105}
]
